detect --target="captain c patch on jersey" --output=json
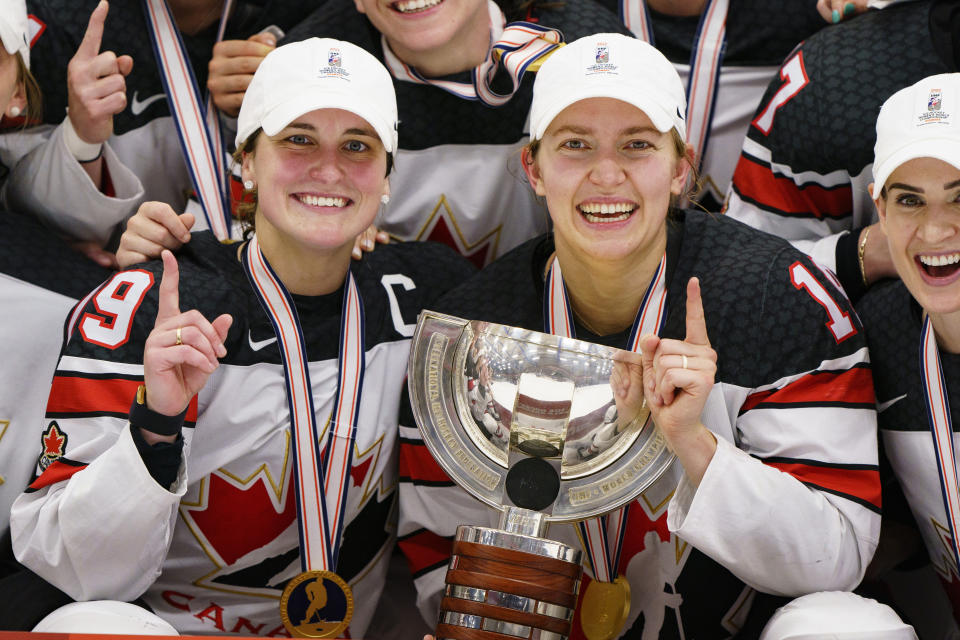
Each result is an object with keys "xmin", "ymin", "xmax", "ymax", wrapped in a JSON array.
[{"xmin": 38, "ymin": 422, "xmax": 68, "ymax": 472}]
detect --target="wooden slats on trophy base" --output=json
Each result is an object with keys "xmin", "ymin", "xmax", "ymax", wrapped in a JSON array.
[
  {"xmin": 437, "ymin": 538, "xmax": 582, "ymax": 639},
  {"xmin": 441, "ymin": 597, "xmax": 571, "ymax": 634}
]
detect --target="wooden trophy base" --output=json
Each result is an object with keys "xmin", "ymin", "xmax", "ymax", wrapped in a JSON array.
[{"xmin": 436, "ymin": 526, "xmax": 582, "ymax": 640}]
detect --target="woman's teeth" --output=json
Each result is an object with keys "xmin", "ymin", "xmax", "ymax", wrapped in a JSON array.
[
  {"xmin": 298, "ymin": 195, "xmax": 347, "ymax": 207},
  {"xmin": 579, "ymin": 202, "xmax": 635, "ymax": 223}
]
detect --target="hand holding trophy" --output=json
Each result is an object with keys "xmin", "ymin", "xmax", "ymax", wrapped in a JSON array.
[{"xmin": 408, "ymin": 311, "xmax": 675, "ymax": 639}]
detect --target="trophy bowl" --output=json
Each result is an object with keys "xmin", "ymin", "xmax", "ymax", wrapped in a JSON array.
[{"xmin": 408, "ymin": 311, "xmax": 675, "ymax": 639}]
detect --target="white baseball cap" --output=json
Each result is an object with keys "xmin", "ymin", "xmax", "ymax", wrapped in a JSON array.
[
  {"xmin": 872, "ymin": 73, "xmax": 960, "ymax": 192},
  {"xmin": 760, "ymin": 592, "xmax": 916, "ymax": 640},
  {"xmin": 236, "ymin": 38, "xmax": 398, "ymax": 153},
  {"xmin": 34, "ymin": 601, "xmax": 179, "ymax": 635},
  {"xmin": 0, "ymin": 0, "xmax": 30, "ymax": 69},
  {"xmin": 528, "ymin": 33, "xmax": 686, "ymax": 141}
]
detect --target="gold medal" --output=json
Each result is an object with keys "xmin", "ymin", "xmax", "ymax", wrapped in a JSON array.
[
  {"xmin": 279, "ymin": 570, "xmax": 354, "ymax": 638},
  {"xmin": 579, "ymin": 574, "xmax": 631, "ymax": 640}
]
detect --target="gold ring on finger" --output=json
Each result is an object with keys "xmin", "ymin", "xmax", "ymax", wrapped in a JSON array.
[
  {"xmin": 681, "ymin": 354, "xmax": 688, "ymax": 370},
  {"xmin": 175, "ymin": 327, "xmax": 183, "ymax": 346}
]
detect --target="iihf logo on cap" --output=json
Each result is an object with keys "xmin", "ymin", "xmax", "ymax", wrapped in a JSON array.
[
  {"xmin": 585, "ymin": 41, "xmax": 617, "ymax": 76},
  {"xmin": 917, "ymin": 87, "xmax": 950, "ymax": 126},
  {"xmin": 320, "ymin": 48, "xmax": 349, "ymax": 80}
]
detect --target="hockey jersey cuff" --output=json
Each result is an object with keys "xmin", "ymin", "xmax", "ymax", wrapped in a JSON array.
[
  {"xmin": 667, "ymin": 435, "xmax": 739, "ymax": 534},
  {"xmin": 836, "ymin": 228, "xmax": 867, "ymax": 303},
  {"xmin": 131, "ymin": 424, "xmax": 184, "ymax": 490},
  {"xmin": 129, "ymin": 385, "xmax": 188, "ymax": 436}
]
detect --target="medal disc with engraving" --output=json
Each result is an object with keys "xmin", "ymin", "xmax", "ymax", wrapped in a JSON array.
[
  {"xmin": 280, "ymin": 571, "xmax": 354, "ymax": 638},
  {"xmin": 580, "ymin": 574, "xmax": 631, "ymax": 640}
]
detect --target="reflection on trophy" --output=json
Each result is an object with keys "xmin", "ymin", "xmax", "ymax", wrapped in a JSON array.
[{"xmin": 408, "ymin": 311, "xmax": 675, "ymax": 639}]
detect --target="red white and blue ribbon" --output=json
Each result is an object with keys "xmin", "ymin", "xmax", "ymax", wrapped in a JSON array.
[
  {"xmin": 242, "ymin": 237, "xmax": 366, "ymax": 571},
  {"xmin": 544, "ymin": 252, "xmax": 667, "ymax": 582},
  {"xmin": 619, "ymin": 0, "xmax": 728, "ymax": 172},
  {"xmin": 381, "ymin": 0, "xmax": 562, "ymax": 107},
  {"xmin": 142, "ymin": 0, "xmax": 232, "ymax": 240},
  {"xmin": 205, "ymin": 0, "xmax": 234, "ymax": 208},
  {"xmin": 920, "ymin": 315, "xmax": 960, "ymax": 575}
]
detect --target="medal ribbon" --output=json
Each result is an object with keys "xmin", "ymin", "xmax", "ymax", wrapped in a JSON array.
[
  {"xmin": 242, "ymin": 237, "xmax": 366, "ymax": 571},
  {"xmin": 618, "ymin": 0, "xmax": 729, "ymax": 172},
  {"xmin": 544, "ymin": 253, "xmax": 667, "ymax": 582},
  {"xmin": 142, "ymin": 0, "xmax": 233, "ymax": 240},
  {"xmin": 920, "ymin": 315, "xmax": 960, "ymax": 574},
  {"xmin": 204, "ymin": 0, "xmax": 233, "ymax": 208},
  {"xmin": 381, "ymin": 0, "xmax": 562, "ymax": 107}
]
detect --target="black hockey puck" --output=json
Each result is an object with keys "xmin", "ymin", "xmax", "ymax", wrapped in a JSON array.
[{"xmin": 505, "ymin": 457, "xmax": 560, "ymax": 511}]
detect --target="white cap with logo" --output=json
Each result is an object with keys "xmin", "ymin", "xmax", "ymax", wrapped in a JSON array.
[
  {"xmin": 528, "ymin": 33, "xmax": 686, "ymax": 141},
  {"xmin": 236, "ymin": 37, "xmax": 398, "ymax": 153},
  {"xmin": 873, "ymin": 72, "xmax": 960, "ymax": 192},
  {"xmin": 0, "ymin": 0, "xmax": 30, "ymax": 69}
]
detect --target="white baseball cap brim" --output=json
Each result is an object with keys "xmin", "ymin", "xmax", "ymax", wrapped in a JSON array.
[{"xmin": 873, "ymin": 137, "xmax": 960, "ymax": 194}]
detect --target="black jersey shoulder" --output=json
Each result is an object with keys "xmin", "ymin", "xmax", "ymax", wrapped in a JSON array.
[
  {"xmin": 855, "ymin": 280, "xmax": 951, "ymax": 433},
  {"xmin": 594, "ymin": 0, "xmax": 823, "ymax": 66},
  {"xmin": 671, "ymin": 210, "xmax": 865, "ymax": 387},
  {"xmin": 284, "ymin": 0, "xmax": 628, "ymax": 149},
  {"xmin": 27, "ymin": 0, "xmax": 313, "ymax": 134},
  {"xmin": 744, "ymin": 1, "xmax": 948, "ymax": 175},
  {"xmin": 0, "ymin": 210, "xmax": 112, "ymax": 298},
  {"xmin": 432, "ymin": 234, "xmax": 548, "ymax": 331},
  {"xmin": 351, "ymin": 240, "xmax": 477, "ymax": 336}
]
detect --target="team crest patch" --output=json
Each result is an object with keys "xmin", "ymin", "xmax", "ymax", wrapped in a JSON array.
[
  {"xmin": 595, "ymin": 46, "xmax": 608, "ymax": 64},
  {"xmin": 38, "ymin": 421, "xmax": 67, "ymax": 472},
  {"xmin": 929, "ymin": 89, "xmax": 942, "ymax": 112},
  {"xmin": 328, "ymin": 48, "xmax": 341, "ymax": 68}
]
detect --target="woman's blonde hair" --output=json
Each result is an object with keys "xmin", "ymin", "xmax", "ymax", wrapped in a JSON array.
[{"xmin": 16, "ymin": 53, "xmax": 41, "ymax": 124}]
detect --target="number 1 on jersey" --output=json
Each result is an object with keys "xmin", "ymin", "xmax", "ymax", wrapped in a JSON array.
[{"xmin": 789, "ymin": 261, "xmax": 856, "ymax": 343}]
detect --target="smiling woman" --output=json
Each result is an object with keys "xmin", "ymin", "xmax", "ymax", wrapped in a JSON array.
[
  {"xmin": 9, "ymin": 37, "xmax": 474, "ymax": 635},
  {"xmin": 857, "ymin": 73, "xmax": 960, "ymax": 625},
  {"xmin": 398, "ymin": 33, "xmax": 892, "ymax": 637}
]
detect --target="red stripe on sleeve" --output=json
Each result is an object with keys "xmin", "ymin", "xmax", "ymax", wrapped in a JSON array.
[
  {"xmin": 765, "ymin": 461, "xmax": 881, "ymax": 509},
  {"xmin": 46, "ymin": 375, "xmax": 199, "ymax": 422},
  {"xmin": 28, "ymin": 460, "xmax": 87, "ymax": 491},
  {"xmin": 399, "ymin": 440, "xmax": 451, "ymax": 484},
  {"xmin": 732, "ymin": 154, "xmax": 852, "ymax": 219},
  {"xmin": 741, "ymin": 367, "xmax": 874, "ymax": 414},
  {"xmin": 398, "ymin": 529, "xmax": 453, "ymax": 576}
]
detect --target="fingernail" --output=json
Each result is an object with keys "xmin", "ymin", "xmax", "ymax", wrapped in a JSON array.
[
  {"xmin": 352, "ymin": 248, "xmax": 361, "ymax": 259},
  {"xmin": 843, "ymin": 2, "xmax": 854, "ymax": 14},
  {"xmin": 364, "ymin": 240, "xmax": 373, "ymax": 250},
  {"xmin": 831, "ymin": 9, "xmax": 840, "ymax": 22},
  {"xmin": 377, "ymin": 231, "xmax": 389, "ymax": 242}
]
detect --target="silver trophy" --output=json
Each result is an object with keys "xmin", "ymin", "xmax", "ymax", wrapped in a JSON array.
[{"xmin": 407, "ymin": 311, "xmax": 675, "ymax": 640}]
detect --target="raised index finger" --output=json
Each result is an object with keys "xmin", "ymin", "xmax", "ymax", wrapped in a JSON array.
[
  {"xmin": 156, "ymin": 249, "xmax": 181, "ymax": 324},
  {"xmin": 78, "ymin": 0, "xmax": 108, "ymax": 59},
  {"xmin": 684, "ymin": 277, "xmax": 710, "ymax": 347}
]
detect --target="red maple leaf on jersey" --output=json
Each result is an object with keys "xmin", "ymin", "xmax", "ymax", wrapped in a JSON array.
[{"xmin": 41, "ymin": 422, "xmax": 66, "ymax": 458}]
